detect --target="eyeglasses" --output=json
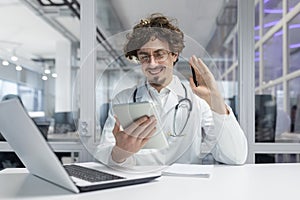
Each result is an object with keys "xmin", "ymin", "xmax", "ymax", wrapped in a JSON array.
[{"xmin": 137, "ymin": 49, "xmax": 173, "ymax": 64}]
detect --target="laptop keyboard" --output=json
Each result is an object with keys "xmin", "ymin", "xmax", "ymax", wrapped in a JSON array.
[{"xmin": 64, "ymin": 165, "xmax": 124, "ymax": 182}]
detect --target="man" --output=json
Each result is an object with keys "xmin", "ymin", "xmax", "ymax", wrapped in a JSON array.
[{"xmin": 97, "ymin": 13, "xmax": 247, "ymax": 167}]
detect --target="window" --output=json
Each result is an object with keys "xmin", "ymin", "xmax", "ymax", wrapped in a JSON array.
[
  {"xmin": 288, "ymin": 13, "xmax": 300, "ymax": 73},
  {"xmin": 0, "ymin": 79, "xmax": 43, "ymax": 112},
  {"xmin": 263, "ymin": 29, "xmax": 283, "ymax": 82},
  {"xmin": 252, "ymin": 0, "xmax": 300, "ymax": 163}
]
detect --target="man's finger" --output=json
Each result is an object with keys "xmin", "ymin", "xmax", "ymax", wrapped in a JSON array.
[
  {"xmin": 140, "ymin": 127, "xmax": 157, "ymax": 147},
  {"xmin": 112, "ymin": 116, "xmax": 121, "ymax": 135},
  {"xmin": 124, "ymin": 116, "xmax": 149, "ymax": 136},
  {"xmin": 131, "ymin": 116, "xmax": 156, "ymax": 138},
  {"xmin": 137, "ymin": 117, "xmax": 157, "ymax": 139}
]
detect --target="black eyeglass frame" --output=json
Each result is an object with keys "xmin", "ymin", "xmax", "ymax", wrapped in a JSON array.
[{"xmin": 136, "ymin": 49, "xmax": 174, "ymax": 64}]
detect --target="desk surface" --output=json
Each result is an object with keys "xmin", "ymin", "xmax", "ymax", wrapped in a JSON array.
[{"xmin": 1, "ymin": 163, "xmax": 300, "ymax": 200}]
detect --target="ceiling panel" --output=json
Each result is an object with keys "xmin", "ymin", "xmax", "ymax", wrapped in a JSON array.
[
  {"xmin": 0, "ymin": 0, "xmax": 225, "ymax": 70},
  {"xmin": 0, "ymin": 0, "xmax": 68, "ymax": 60},
  {"xmin": 109, "ymin": 0, "xmax": 224, "ymax": 48}
]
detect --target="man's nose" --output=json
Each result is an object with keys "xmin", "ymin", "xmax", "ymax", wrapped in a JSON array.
[{"xmin": 149, "ymin": 55, "xmax": 158, "ymax": 65}]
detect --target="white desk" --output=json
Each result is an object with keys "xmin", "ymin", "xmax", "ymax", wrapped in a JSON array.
[
  {"xmin": 47, "ymin": 132, "xmax": 79, "ymax": 142},
  {"xmin": 1, "ymin": 163, "xmax": 300, "ymax": 200}
]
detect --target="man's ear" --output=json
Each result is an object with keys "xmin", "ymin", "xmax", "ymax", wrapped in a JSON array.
[
  {"xmin": 172, "ymin": 53, "xmax": 178, "ymax": 61},
  {"xmin": 172, "ymin": 53, "xmax": 179, "ymax": 65}
]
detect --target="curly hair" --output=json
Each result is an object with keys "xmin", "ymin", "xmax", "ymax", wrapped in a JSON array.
[{"xmin": 124, "ymin": 13, "xmax": 185, "ymax": 62}]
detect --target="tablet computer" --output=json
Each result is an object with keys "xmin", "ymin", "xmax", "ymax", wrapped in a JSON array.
[{"xmin": 112, "ymin": 102, "xmax": 169, "ymax": 149}]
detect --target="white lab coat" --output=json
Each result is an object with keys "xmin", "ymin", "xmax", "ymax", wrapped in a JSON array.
[{"xmin": 95, "ymin": 75, "xmax": 248, "ymax": 166}]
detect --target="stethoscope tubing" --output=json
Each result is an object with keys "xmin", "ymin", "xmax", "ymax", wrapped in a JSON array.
[{"xmin": 133, "ymin": 82, "xmax": 192, "ymax": 136}]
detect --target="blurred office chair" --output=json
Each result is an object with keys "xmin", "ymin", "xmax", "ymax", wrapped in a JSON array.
[
  {"xmin": 290, "ymin": 105, "xmax": 297, "ymax": 132},
  {"xmin": 294, "ymin": 94, "xmax": 300, "ymax": 133}
]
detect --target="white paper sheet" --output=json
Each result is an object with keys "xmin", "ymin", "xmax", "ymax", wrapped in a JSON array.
[{"xmin": 162, "ymin": 163, "xmax": 213, "ymax": 178}]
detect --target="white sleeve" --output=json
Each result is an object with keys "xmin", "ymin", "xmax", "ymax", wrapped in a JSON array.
[{"xmin": 201, "ymin": 101, "xmax": 248, "ymax": 165}]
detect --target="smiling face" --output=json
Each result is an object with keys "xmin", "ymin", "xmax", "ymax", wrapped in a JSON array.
[{"xmin": 137, "ymin": 38, "xmax": 178, "ymax": 92}]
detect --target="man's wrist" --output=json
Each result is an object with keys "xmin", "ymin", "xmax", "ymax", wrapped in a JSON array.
[{"xmin": 111, "ymin": 146, "xmax": 130, "ymax": 163}]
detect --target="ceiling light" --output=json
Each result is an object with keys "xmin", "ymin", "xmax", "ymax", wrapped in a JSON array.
[
  {"xmin": 44, "ymin": 69, "xmax": 51, "ymax": 74},
  {"xmin": 51, "ymin": 73, "xmax": 58, "ymax": 78},
  {"xmin": 2, "ymin": 60, "xmax": 9, "ymax": 66},
  {"xmin": 42, "ymin": 75, "xmax": 48, "ymax": 81},
  {"xmin": 15, "ymin": 65, "xmax": 22, "ymax": 71},
  {"xmin": 11, "ymin": 55, "xmax": 18, "ymax": 61},
  {"xmin": 44, "ymin": 64, "xmax": 51, "ymax": 74}
]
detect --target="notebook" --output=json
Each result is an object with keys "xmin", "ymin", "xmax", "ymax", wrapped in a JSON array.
[{"xmin": 0, "ymin": 99, "xmax": 161, "ymax": 193}]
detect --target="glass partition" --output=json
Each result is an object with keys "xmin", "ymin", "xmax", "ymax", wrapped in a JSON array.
[
  {"xmin": 76, "ymin": 0, "xmax": 248, "ymax": 168},
  {"xmin": 288, "ymin": 13, "xmax": 300, "ymax": 74},
  {"xmin": 263, "ymin": 0, "xmax": 282, "ymax": 34},
  {"xmin": 263, "ymin": 29, "xmax": 283, "ymax": 82},
  {"xmin": 253, "ymin": 0, "xmax": 300, "ymax": 163}
]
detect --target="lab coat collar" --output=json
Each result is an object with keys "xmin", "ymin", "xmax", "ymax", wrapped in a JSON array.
[
  {"xmin": 134, "ymin": 76, "xmax": 187, "ymax": 108},
  {"xmin": 134, "ymin": 79, "xmax": 150, "ymax": 102},
  {"xmin": 163, "ymin": 76, "xmax": 187, "ymax": 112},
  {"xmin": 166, "ymin": 75, "xmax": 186, "ymax": 99}
]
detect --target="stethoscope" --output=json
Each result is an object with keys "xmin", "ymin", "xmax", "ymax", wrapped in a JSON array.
[{"xmin": 132, "ymin": 82, "xmax": 192, "ymax": 137}]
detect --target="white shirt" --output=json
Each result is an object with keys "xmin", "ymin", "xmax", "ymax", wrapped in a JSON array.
[{"xmin": 95, "ymin": 75, "xmax": 248, "ymax": 166}]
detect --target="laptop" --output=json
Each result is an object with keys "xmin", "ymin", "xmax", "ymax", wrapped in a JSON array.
[{"xmin": 0, "ymin": 99, "xmax": 161, "ymax": 193}]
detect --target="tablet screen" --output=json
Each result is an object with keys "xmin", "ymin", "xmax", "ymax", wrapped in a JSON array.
[{"xmin": 112, "ymin": 102, "xmax": 168, "ymax": 149}]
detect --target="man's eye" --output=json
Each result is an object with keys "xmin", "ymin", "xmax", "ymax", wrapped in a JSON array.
[
  {"xmin": 140, "ymin": 55, "xmax": 149, "ymax": 60},
  {"xmin": 154, "ymin": 53, "xmax": 164, "ymax": 59},
  {"xmin": 156, "ymin": 53, "xmax": 164, "ymax": 58},
  {"xmin": 155, "ymin": 50, "xmax": 167, "ymax": 56}
]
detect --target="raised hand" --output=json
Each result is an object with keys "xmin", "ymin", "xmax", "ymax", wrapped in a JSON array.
[{"xmin": 189, "ymin": 55, "xmax": 228, "ymax": 115}]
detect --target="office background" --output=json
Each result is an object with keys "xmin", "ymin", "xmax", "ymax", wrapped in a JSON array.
[{"xmin": 0, "ymin": 0, "xmax": 300, "ymax": 168}]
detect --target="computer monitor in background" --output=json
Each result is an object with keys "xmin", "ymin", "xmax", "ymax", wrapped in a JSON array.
[
  {"xmin": 53, "ymin": 112, "xmax": 77, "ymax": 133},
  {"xmin": 31, "ymin": 117, "xmax": 51, "ymax": 139},
  {"xmin": 255, "ymin": 94, "xmax": 277, "ymax": 143},
  {"xmin": 255, "ymin": 94, "xmax": 277, "ymax": 163}
]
